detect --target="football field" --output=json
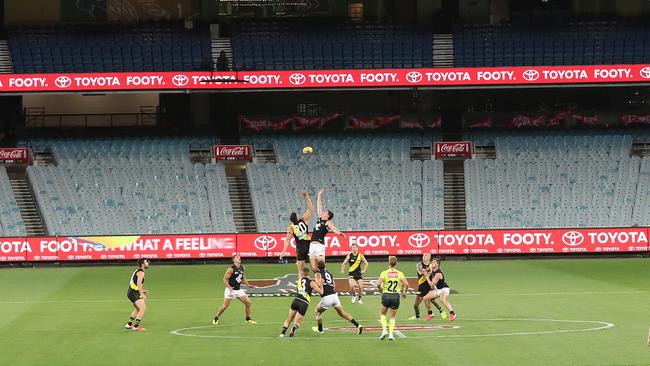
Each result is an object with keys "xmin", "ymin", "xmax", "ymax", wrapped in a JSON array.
[{"xmin": 0, "ymin": 258, "xmax": 648, "ymax": 366}]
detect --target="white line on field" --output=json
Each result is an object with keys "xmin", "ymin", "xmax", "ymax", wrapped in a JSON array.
[
  {"xmin": 394, "ymin": 330, "xmax": 407, "ymax": 338},
  {"xmin": 170, "ymin": 318, "xmax": 614, "ymax": 340},
  {"xmin": 0, "ymin": 290, "xmax": 642, "ymax": 305}
]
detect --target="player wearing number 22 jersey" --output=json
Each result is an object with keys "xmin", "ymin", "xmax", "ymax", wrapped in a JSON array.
[
  {"xmin": 311, "ymin": 260, "xmax": 363, "ymax": 335},
  {"xmin": 376, "ymin": 256, "xmax": 410, "ymax": 341},
  {"xmin": 213, "ymin": 255, "xmax": 257, "ymax": 325}
]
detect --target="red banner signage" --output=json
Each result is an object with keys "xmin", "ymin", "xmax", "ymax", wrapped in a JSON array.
[
  {"xmin": 0, "ymin": 64, "xmax": 650, "ymax": 93},
  {"xmin": 0, "ymin": 227, "xmax": 647, "ymax": 262},
  {"xmin": 213, "ymin": 145, "xmax": 253, "ymax": 161},
  {"xmin": 434, "ymin": 142, "xmax": 472, "ymax": 159},
  {"xmin": 0, "ymin": 147, "xmax": 31, "ymax": 164}
]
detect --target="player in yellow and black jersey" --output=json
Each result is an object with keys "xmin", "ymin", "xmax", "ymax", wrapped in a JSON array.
[
  {"xmin": 341, "ymin": 243, "xmax": 368, "ymax": 304},
  {"xmin": 124, "ymin": 258, "xmax": 149, "ymax": 332},
  {"xmin": 279, "ymin": 267, "xmax": 323, "ymax": 338},
  {"xmin": 376, "ymin": 256, "xmax": 410, "ymax": 341},
  {"xmin": 410, "ymin": 253, "xmax": 447, "ymax": 320},
  {"xmin": 281, "ymin": 190, "xmax": 314, "ymax": 276}
]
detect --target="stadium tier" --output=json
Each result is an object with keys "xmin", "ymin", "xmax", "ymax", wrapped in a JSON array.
[
  {"xmin": 231, "ymin": 20, "xmax": 433, "ymax": 70},
  {"xmin": 0, "ymin": 166, "xmax": 27, "ymax": 236},
  {"xmin": 245, "ymin": 133, "xmax": 444, "ymax": 232},
  {"xmin": 19, "ymin": 138, "xmax": 236, "ymax": 236},
  {"xmin": 454, "ymin": 21, "xmax": 650, "ymax": 67},
  {"xmin": 8, "ymin": 22, "xmax": 211, "ymax": 73}
]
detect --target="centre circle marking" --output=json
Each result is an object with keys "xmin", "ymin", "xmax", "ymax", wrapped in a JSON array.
[{"xmin": 170, "ymin": 318, "xmax": 614, "ymax": 340}]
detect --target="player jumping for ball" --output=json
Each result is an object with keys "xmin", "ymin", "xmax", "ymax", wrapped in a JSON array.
[
  {"xmin": 422, "ymin": 258, "xmax": 456, "ymax": 321},
  {"xmin": 311, "ymin": 260, "xmax": 363, "ymax": 335},
  {"xmin": 281, "ymin": 190, "xmax": 314, "ymax": 276},
  {"xmin": 308, "ymin": 188, "xmax": 345, "ymax": 272},
  {"xmin": 213, "ymin": 255, "xmax": 257, "ymax": 325},
  {"xmin": 279, "ymin": 267, "xmax": 323, "ymax": 337}
]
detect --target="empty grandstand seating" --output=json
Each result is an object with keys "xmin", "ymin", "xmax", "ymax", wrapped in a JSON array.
[
  {"xmin": 20, "ymin": 138, "xmax": 235, "ymax": 236},
  {"xmin": 232, "ymin": 20, "xmax": 433, "ymax": 70},
  {"xmin": 454, "ymin": 22, "xmax": 650, "ymax": 67},
  {"xmin": 8, "ymin": 22, "xmax": 211, "ymax": 73},
  {"xmin": 464, "ymin": 132, "xmax": 640, "ymax": 229},
  {"xmin": 245, "ymin": 134, "xmax": 444, "ymax": 232},
  {"xmin": 0, "ymin": 167, "xmax": 27, "ymax": 236}
]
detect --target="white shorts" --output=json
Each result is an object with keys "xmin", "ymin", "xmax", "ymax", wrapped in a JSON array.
[
  {"xmin": 435, "ymin": 287, "xmax": 451, "ymax": 297},
  {"xmin": 224, "ymin": 288, "xmax": 247, "ymax": 299},
  {"xmin": 308, "ymin": 242, "xmax": 326, "ymax": 258},
  {"xmin": 318, "ymin": 294, "xmax": 341, "ymax": 309}
]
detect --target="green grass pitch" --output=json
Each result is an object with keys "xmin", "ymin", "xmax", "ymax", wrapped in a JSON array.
[{"xmin": 0, "ymin": 258, "xmax": 648, "ymax": 366}]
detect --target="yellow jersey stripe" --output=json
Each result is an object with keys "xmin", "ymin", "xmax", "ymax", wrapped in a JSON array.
[{"xmin": 348, "ymin": 254, "xmax": 363, "ymax": 272}]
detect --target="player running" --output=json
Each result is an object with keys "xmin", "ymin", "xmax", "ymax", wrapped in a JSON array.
[
  {"xmin": 341, "ymin": 243, "xmax": 368, "ymax": 304},
  {"xmin": 281, "ymin": 190, "xmax": 314, "ymax": 276},
  {"xmin": 213, "ymin": 255, "xmax": 257, "ymax": 325},
  {"xmin": 422, "ymin": 258, "xmax": 456, "ymax": 321},
  {"xmin": 308, "ymin": 188, "xmax": 345, "ymax": 272},
  {"xmin": 311, "ymin": 260, "xmax": 363, "ymax": 335},
  {"xmin": 376, "ymin": 256, "xmax": 409, "ymax": 341},
  {"xmin": 409, "ymin": 253, "xmax": 447, "ymax": 320},
  {"xmin": 125, "ymin": 258, "xmax": 150, "ymax": 331},
  {"xmin": 279, "ymin": 267, "xmax": 323, "ymax": 337}
]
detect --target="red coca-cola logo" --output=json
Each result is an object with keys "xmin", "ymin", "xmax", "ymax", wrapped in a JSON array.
[
  {"xmin": 0, "ymin": 148, "xmax": 28, "ymax": 161},
  {"xmin": 438, "ymin": 143, "xmax": 469, "ymax": 153},
  {"xmin": 214, "ymin": 145, "xmax": 252, "ymax": 161},
  {"xmin": 218, "ymin": 146, "xmax": 249, "ymax": 156}
]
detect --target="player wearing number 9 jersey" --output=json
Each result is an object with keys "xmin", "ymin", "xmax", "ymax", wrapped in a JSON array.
[
  {"xmin": 213, "ymin": 255, "xmax": 257, "ymax": 325},
  {"xmin": 311, "ymin": 260, "xmax": 363, "ymax": 335},
  {"xmin": 376, "ymin": 256, "xmax": 410, "ymax": 341}
]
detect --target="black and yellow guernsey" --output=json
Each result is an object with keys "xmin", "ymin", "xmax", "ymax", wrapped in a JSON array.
[
  {"xmin": 348, "ymin": 252, "xmax": 364, "ymax": 276},
  {"xmin": 296, "ymin": 276, "xmax": 314, "ymax": 304}
]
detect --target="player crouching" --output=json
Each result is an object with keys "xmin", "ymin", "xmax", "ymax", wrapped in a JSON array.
[
  {"xmin": 312, "ymin": 260, "xmax": 363, "ymax": 335},
  {"xmin": 279, "ymin": 267, "xmax": 323, "ymax": 337}
]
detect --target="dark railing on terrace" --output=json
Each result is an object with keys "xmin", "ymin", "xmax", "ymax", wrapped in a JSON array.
[{"xmin": 23, "ymin": 107, "xmax": 160, "ymax": 129}]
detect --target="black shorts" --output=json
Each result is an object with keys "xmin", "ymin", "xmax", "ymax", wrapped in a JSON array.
[
  {"xmin": 416, "ymin": 283, "xmax": 431, "ymax": 296},
  {"xmin": 381, "ymin": 293, "xmax": 401, "ymax": 310},
  {"xmin": 290, "ymin": 298, "xmax": 309, "ymax": 316},
  {"xmin": 296, "ymin": 240, "xmax": 310, "ymax": 261},
  {"xmin": 127, "ymin": 289, "xmax": 141, "ymax": 303},
  {"xmin": 348, "ymin": 272, "xmax": 363, "ymax": 281}
]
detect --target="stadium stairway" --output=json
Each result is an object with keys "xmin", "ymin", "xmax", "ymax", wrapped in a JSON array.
[
  {"xmin": 443, "ymin": 160, "xmax": 467, "ymax": 229},
  {"xmin": 433, "ymin": 34, "xmax": 454, "ymax": 68},
  {"xmin": 0, "ymin": 39, "xmax": 14, "ymax": 73},
  {"xmin": 9, "ymin": 174, "xmax": 46, "ymax": 236},
  {"xmin": 211, "ymin": 37, "xmax": 233, "ymax": 70},
  {"xmin": 225, "ymin": 166, "xmax": 257, "ymax": 232}
]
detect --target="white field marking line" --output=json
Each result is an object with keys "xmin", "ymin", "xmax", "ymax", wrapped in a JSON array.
[
  {"xmin": 0, "ymin": 290, "xmax": 643, "ymax": 305},
  {"xmin": 394, "ymin": 330, "xmax": 407, "ymax": 338},
  {"xmin": 171, "ymin": 318, "xmax": 614, "ymax": 340}
]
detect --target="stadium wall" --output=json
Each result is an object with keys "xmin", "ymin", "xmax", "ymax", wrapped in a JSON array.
[{"xmin": 0, "ymin": 227, "xmax": 647, "ymax": 262}]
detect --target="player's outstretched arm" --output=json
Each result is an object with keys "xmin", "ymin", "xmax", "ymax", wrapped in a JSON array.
[
  {"xmin": 361, "ymin": 255, "xmax": 368, "ymax": 274},
  {"xmin": 281, "ymin": 226, "xmax": 293, "ymax": 258},
  {"xmin": 376, "ymin": 275, "xmax": 384, "ymax": 292},
  {"xmin": 136, "ymin": 272, "xmax": 146, "ymax": 299},
  {"xmin": 427, "ymin": 272, "xmax": 442, "ymax": 288},
  {"xmin": 310, "ymin": 280, "xmax": 323, "ymax": 295},
  {"xmin": 401, "ymin": 276, "xmax": 410, "ymax": 299},
  {"xmin": 243, "ymin": 276, "xmax": 255, "ymax": 288},
  {"xmin": 317, "ymin": 188, "xmax": 324, "ymax": 215},
  {"xmin": 341, "ymin": 254, "xmax": 350, "ymax": 273},
  {"xmin": 300, "ymin": 190, "xmax": 314, "ymax": 221},
  {"xmin": 327, "ymin": 222, "xmax": 346, "ymax": 238}
]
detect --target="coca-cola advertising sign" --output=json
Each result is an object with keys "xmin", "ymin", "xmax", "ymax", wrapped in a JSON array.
[
  {"xmin": 0, "ymin": 227, "xmax": 647, "ymax": 262},
  {"xmin": 434, "ymin": 142, "xmax": 472, "ymax": 159},
  {"xmin": 0, "ymin": 148, "xmax": 31, "ymax": 164},
  {"xmin": 214, "ymin": 145, "xmax": 253, "ymax": 161}
]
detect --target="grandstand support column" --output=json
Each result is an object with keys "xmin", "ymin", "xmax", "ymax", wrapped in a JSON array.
[
  {"xmin": 7, "ymin": 166, "xmax": 47, "ymax": 236},
  {"xmin": 224, "ymin": 163, "xmax": 257, "ymax": 233},
  {"xmin": 442, "ymin": 160, "xmax": 467, "ymax": 230}
]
